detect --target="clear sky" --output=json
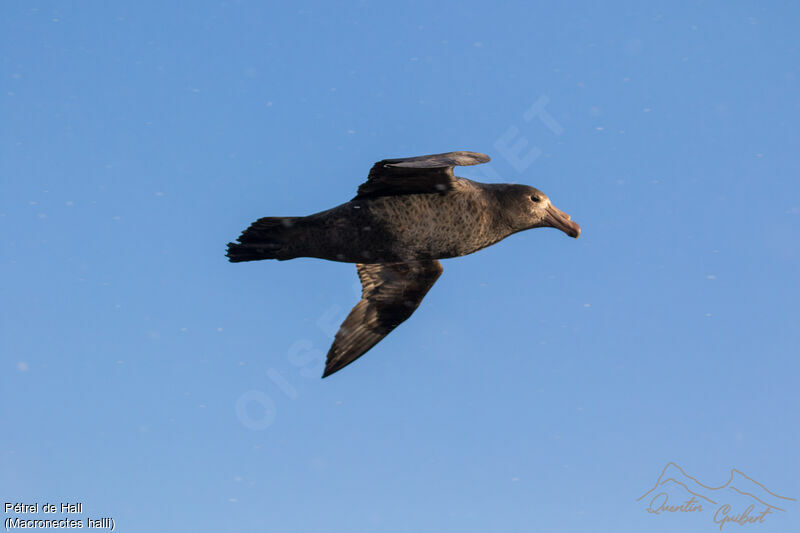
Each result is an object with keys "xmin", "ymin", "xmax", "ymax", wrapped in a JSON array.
[{"xmin": 2, "ymin": 2, "xmax": 799, "ymax": 532}]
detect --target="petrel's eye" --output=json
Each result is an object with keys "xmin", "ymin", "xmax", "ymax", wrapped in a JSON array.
[{"xmin": 531, "ymin": 195, "xmax": 542, "ymax": 203}]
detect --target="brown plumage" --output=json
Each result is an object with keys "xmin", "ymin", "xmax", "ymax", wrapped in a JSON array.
[{"xmin": 227, "ymin": 151, "xmax": 580, "ymax": 377}]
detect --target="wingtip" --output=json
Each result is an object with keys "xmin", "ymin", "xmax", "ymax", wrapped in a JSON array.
[
  {"xmin": 460, "ymin": 151, "xmax": 491, "ymax": 164},
  {"xmin": 321, "ymin": 359, "xmax": 342, "ymax": 378}
]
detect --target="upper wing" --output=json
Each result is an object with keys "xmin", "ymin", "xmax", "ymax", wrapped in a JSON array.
[
  {"xmin": 354, "ymin": 151, "xmax": 490, "ymax": 200},
  {"xmin": 322, "ymin": 260, "xmax": 443, "ymax": 377}
]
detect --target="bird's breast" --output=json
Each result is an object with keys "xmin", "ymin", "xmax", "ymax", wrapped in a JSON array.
[{"xmin": 365, "ymin": 192, "xmax": 505, "ymax": 260}]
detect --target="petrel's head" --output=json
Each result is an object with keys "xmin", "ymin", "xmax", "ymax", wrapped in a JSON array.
[{"xmin": 500, "ymin": 184, "xmax": 581, "ymax": 238}]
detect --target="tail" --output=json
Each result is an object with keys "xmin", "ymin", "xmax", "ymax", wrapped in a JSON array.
[{"xmin": 226, "ymin": 216, "xmax": 301, "ymax": 263}]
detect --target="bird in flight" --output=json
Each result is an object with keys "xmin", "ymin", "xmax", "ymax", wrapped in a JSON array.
[{"xmin": 227, "ymin": 151, "xmax": 580, "ymax": 377}]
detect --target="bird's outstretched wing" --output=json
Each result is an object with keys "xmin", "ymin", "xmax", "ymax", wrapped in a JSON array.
[
  {"xmin": 323, "ymin": 260, "xmax": 443, "ymax": 377},
  {"xmin": 354, "ymin": 151, "xmax": 490, "ymax": 200}
]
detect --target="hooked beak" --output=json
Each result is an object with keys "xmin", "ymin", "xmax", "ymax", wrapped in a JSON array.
[{"xmin": 543, "ymin": 204, "xmax": 581, "ymax": 238}]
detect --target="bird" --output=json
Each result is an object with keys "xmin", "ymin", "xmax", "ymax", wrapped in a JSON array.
[{"xmin": 227, "ymin": 151, "xmax": 580, "ymax": 377}]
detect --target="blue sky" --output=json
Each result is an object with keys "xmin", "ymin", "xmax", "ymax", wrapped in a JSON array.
[{"xmin": 2, "ymin": 1, "xmax": 798, "ymax": 532}]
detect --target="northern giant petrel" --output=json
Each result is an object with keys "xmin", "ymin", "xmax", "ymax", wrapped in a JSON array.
[{"xmin": 227, "ymin": 151, "xmax": 580, "ymax": 377}]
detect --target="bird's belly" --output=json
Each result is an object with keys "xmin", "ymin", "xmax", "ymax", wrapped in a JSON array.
[{"xmin": 297, "ymin": 203, "xmax": 404, "ymax": 263}]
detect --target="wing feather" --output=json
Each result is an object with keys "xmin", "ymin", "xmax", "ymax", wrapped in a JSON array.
[
  {"xmin": 322, "ymin": 260, "xmax": 443, "ymax": 377},
  {"xmin": 354, "ymin": 151, "xmax": 489, "ymax": 200}
]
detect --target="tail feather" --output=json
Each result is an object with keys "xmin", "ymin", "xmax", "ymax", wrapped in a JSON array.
[{"xmin": 226, "ymin": 216, "xmax": 299, "ymax": 263}]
